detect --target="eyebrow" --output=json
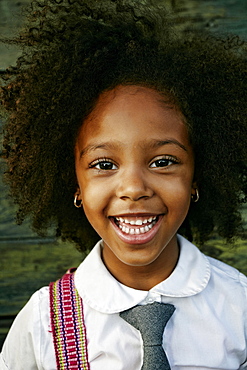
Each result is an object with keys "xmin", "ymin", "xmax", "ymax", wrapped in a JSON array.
[
  {"xmin": 79, "ymin": 139, "xmax": 188, "ymax": 158},
  {"xmin": 149, "ymin": 139, "xmax": 188, "ymax": 152},
  {"xmin": 79, "ymin": 143, "xmax": 121, "ymax": 158}
]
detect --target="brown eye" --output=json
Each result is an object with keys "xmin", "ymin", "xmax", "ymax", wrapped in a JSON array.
[
  {"xmin": 90, "ymin": 160, "xmax": 117, "ymax": 170},
  {"xmin": 153, "ymin": 159, "xmax": 171, "ymax": 167},
  {"xmin": 98, "ymin": 162, "xmax": 115, "ymax": 170},
  {"xmin": 150, "ymin": 156, "xmax": 178, "ymax": 168}
]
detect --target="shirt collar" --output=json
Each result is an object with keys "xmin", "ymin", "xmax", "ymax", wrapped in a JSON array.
[{"xmin": 74, "ymin": 235, "xmax": 211, "ymax": 314}]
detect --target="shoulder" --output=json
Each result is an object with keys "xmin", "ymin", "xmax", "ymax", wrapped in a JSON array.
[
  {"xmin": 178, "ymin": 235, "xmax": 247, "ymax": 301},
  {"xmin": 205, "ymin": 254, "xmax": 247, "ymax": 305},
  {"xmin": 4, "ymin": 285, "xmax": 50, "ymax": 335},
  {"xmin": 207, "ymin": 254, "xmax": 247, "ymax": 284},
  {"xmin": 0, "ymin": 286, "xmax": 54, "ymax": 370}
]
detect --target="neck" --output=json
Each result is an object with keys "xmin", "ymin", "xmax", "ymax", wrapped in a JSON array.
[{"xmin": 101, "ymin": 241, "xmax": 179, "ymax": 291}]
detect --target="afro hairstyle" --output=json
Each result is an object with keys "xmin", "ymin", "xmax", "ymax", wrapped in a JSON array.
[{"xmin": 1, "ymin": 0, "xmax": 247, "ymax": 251}]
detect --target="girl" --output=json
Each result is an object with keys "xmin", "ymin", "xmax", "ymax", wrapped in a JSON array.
[{"xmin": 1, "ymin": 0, "xmax": 247, "ymax": 369}]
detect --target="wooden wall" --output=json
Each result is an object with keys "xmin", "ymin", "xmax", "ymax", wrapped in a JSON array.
[{"xmin": 1, "ymin": 0, "xmax": 247, "ymax": 348}]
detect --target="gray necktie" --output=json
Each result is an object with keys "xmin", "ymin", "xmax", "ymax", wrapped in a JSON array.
[{"xmin": 120, "ymin": 302, "xmax": 175, "ymax": 370}]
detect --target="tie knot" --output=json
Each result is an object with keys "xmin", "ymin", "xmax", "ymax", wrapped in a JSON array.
[{"xmin": 120, "ymin": 302, "xmax": 175, "ymax": 346}]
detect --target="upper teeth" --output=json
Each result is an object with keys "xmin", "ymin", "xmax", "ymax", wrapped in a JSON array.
[{"xmin": 115, "ymin": 216, "xmax": 156, "ymax": 225}]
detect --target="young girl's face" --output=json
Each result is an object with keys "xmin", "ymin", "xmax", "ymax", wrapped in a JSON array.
[{"xmin": 75, "ymin": 85, "xmax": 195, "ymax": 284}]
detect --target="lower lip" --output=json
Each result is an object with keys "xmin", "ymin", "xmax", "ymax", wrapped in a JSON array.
[{"xmin": 110, "ymin": 216, "xmax": 163, "ymax": 245}]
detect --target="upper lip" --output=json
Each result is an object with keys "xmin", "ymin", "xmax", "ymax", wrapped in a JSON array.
[{"xmin": 110, "ymin": 212, "xmax": 161, "ymax": 218}]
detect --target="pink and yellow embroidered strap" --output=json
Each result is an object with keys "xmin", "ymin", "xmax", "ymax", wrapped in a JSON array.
[{"xmin": 49, "ymin": 269, "xmax": 90, "ymax": 370}]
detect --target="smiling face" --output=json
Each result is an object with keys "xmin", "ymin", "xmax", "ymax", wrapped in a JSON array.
[{"xmin": 75, "ymin": 85, "xmax": 195, "ymax": 287}]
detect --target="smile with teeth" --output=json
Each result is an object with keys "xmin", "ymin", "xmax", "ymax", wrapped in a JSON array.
[{"xmin": 114, "ymin": 216, "xmax": 158, "ymax": 235}]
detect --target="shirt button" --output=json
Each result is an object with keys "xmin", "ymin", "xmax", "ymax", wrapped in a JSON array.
[{"xmin": 146, "ymin": 297, "xmax": 154, "ymax": 304}]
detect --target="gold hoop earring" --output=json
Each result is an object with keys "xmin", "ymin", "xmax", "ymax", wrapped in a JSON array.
[
  {"xmin": 191, "ymin": 188, "xmax": 199, "ymax": 203},
  {"xmin": 74, "ymin": 194, "xmax": 82, "ymax": 208}
]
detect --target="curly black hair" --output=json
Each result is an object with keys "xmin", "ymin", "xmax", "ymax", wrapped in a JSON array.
[{"xmin": 1, "ymin": 0, "xmax": 247, "ymax": 252}]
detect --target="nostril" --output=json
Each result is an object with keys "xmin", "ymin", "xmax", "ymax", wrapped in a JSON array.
[
  {"xmin": 119, "ymin": 194, "xmax": 151, "ymax": 201},
  {"xmin": 116, "ymin": 174, "xmax": 154, "ymax": 201}
]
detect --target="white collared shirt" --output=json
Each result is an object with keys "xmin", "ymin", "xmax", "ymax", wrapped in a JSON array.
[{"xmin": 1, "ymin": 235, "xmax": 247, "ymax": 369}]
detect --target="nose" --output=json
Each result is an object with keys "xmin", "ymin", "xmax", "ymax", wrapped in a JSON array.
[{"xmin": 116, "ymin": 168, "xmax": 154, "ymax": 201}]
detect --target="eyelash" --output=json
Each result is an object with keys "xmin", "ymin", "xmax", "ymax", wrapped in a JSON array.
[
  {"xmin": 150, "ymin": 156, "xmax": 179, "ymax": 168},
  {"xmin": 89, "ymin": 158, "xmax": 117, "ymax": 171},
  {"xmin": 89, "ymin": 156, "xmax": 179, "ymax": 171}
]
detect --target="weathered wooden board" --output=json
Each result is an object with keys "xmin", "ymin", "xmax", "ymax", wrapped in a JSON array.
[{"xmin": 1, "ymin": 0, "xmax": 247, "ymax": 349}]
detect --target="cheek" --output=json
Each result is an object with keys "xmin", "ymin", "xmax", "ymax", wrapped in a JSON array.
[
  {"xmin": 78, "ymin": 174, "xmax": 100, "ymax": 204},
  {"xmin": 80, "ymin": 183, "xmax": 109, "ymax": 223},
  {"xmin": 164, "ymin": 179, "xmax": 192, "ymax": 214},
  {"xmin": 162, "ymin": 175, "xmax": 192, "ymax": 197},
  {"xmin": 81, "ymin": 199, "xmax": 102, "ymax": 234}
]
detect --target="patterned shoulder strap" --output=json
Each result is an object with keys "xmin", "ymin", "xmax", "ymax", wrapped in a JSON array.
[{"xmin": 49, "ymin": 269, "xmax": 90, "ymax": 370}]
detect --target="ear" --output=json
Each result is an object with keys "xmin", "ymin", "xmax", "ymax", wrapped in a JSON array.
[
  {"xmin": 191, "ymin": 182, "xmax": 199, "ymax": 203},
  {"xmin": 191, "ymin": 181, "xmax": 198, "ymax": 195},
  {"xmin": 74, "ymin": 186, "xmax": 81, "ymax": 199},
  {"xmin": 74, "ymin": 187, "xmax": 82, "ymax": 208}
]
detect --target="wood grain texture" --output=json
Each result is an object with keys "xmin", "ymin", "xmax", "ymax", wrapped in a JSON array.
[{"xmin": 0, "ymin": 0, "xmax": 247, "ymax": 348}]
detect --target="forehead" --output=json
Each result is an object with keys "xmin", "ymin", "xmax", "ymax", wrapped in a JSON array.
[
  {"xmin": 77, "ymin": 85, "xmax": 190, "ymax": 148},
  {"xmin": 87, "ymin": 85, "xmax": 180, "ymax": 123}
]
